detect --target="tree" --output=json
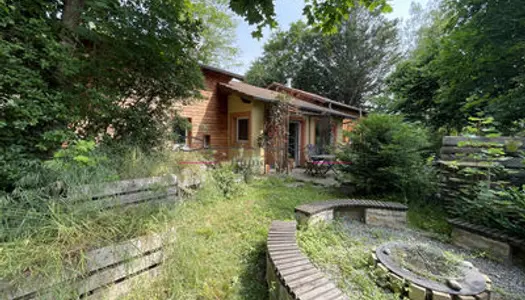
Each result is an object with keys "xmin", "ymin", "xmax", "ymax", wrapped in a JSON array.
[
  {"xmin": 193, "ymin": 0, "xmax": 240, "ymax": 68},
  {"xmin": 337, "ymin": 114, "xmax": 436, "ymax": 201},
  {"xmin": 387, "ymin": 0, "xmax": 525, "ymax": 133},
  {"xmin": 245, "ymin": 6, "xmax": 400, "ymax": 107},
  {"xmin": 229, "ymin": 0, "xmax": 392, "ymax": 37},
  {"xmin": 1, "ymin": 0, "xmax": 205, "ymax": 189}
]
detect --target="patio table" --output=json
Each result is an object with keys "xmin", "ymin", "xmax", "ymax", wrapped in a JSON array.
[{"xmin": 309, "ymin": 155, "xmax": 337, "ymax": 177}]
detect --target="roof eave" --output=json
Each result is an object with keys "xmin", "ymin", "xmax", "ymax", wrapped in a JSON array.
[{"xmin": 200, "ymin": 64, "xmax": 244, "ymax": 81}]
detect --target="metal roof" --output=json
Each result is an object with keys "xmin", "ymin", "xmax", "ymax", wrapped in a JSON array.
[{"xmin": 219, "ymin": 81, "xmax": 357, "ymax": 119}]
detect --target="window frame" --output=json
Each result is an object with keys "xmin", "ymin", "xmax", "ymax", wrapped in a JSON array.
[
  {"xmin": 173, "ymin": 118, "xmax": 191, "ymax": 147},
  {"xmin": 236, "ymin": 117, "xmax": 249, "ymax": 143}
]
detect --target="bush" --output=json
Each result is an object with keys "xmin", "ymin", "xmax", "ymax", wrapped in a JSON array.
[
  {"xmin": 451, "ymin": 184, "xmax": 525, "ymax": 239},
  {"xmin": 337, "ymin": 114, "xmax": 437, "ymax": 202},
  {"xmin": 209, "ymin": 164, "xmax": 245, "ymax": 199}
]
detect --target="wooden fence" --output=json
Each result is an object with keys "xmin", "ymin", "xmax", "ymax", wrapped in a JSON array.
[
  {"xmin": 68, "ymin": 168, "xmax": 203, "ymax": 210},
  {"xmin": 439, "ymin": 136, "xmax": 525, "ymax": 207},
  {"xmin": 1, "ymin": 170, "xmax": 204, "ymax": 299},
  {"xmin": 1, "ymin": 229, "xmax": 175, "ymax": 299}
]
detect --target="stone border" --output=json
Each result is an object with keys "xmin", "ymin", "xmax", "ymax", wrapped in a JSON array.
[
  {"xmin": 295, "ymin": 199, "xmax": 408, "ymax": 228},
  {"xmin": 266, "ymin": 221, "xmax": 348, "ymax": 300},
  {"xmin": 448, "ymin": 218, "xmax": 525, "ymax": 264},
  {"xmin": 371, "ymin": 243, "xmax": 491, "ymax": 300}
]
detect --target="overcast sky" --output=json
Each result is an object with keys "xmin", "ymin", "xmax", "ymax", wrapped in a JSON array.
[{"xmin": 231, "ymin": 0, "xmax": 430, "ymax": 74}]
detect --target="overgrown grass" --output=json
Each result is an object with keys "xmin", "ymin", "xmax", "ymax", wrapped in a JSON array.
[
  {"xmin": 125, "ymin": 177, "xmax": 343, "ymax": 299},
  {"xmin": 407, "ymin": 203, "xmax": 452, "ymax": 238},
  {"xmin": 0, "ymin": 148, "xmax": 204, "ymax": 285},
  {"xmin": 1, "ymin": 194, "xmax": 175, "ymax": 284},
  {"xmin": 297, "ymin": 222, "xmax": 398, "ymax": 300},
  {"xmin": 2, "ymin": 163, "xmax": 454, "ymax": 299}
]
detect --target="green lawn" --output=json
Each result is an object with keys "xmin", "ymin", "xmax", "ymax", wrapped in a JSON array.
[{"xmin": 126, "ymin": 177, "xmax": 344, "ymax": 299}]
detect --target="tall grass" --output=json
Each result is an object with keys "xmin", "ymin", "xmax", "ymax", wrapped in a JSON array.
[
  {"xmin": 0, "ymin": 146, "xmax": 205, "ymax": 285},
  {"xmin": 297, "ymin": 222, "xmax": 398, "ymax": 300},
  {"xmin": 125, "ymin": 177, "xmax": 343, "ymax": 299}
]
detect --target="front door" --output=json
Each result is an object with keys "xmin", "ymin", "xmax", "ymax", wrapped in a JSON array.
[{"xmin": 288, "ymin": 122, "xmax": 300, "ymax": 166}]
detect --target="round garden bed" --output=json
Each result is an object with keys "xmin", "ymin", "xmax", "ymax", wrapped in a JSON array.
[
  {"xmin": 297, "ymin": 220, "xmax": 525, "ymax": 300},
  {"xmin": 373, "ymin": 241, "xmax": 489, "ymax": 299}
]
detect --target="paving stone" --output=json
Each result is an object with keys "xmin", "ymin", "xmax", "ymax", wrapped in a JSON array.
[
  {"xmin": 408, "ymin": 282, "xmax": 427, "ymax": 300},
  {"xmin": 432, "ymin": 291, "xmax": 452, "ymax": 300},
  {"xmin": 475, "ymin": 291, "xmax": 491, "ymax": 300},
  {"xmin": 457, "ymin": 295, "xmax": 476, "ymax": 300}
]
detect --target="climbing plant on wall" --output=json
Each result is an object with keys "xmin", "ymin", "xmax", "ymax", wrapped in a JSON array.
[{"xmin": 258, "ymin": 94, "xmax": 293, "ymax": 173}]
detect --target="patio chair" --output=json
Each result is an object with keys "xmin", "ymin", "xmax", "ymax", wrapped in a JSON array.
[{"xmin": 304, "ymin": 144, "xmax": 319, "ymax": 176}]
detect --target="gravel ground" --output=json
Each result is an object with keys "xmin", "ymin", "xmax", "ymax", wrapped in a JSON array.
[{"xmin": 340, "ymin": 220, "xmax": 525, "ymax": 300}]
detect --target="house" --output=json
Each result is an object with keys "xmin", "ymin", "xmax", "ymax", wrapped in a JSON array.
[{"xmin": 176, "ymin": 65, "xmax": 364, "ymax": 168}]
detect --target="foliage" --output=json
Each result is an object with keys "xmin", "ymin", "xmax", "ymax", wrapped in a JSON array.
[
  {"xmin": 386, "ymin": 0, "xmax": 525, "ymax": 133},
  {"xmin": 407, "ymin": 204, "xmax": 451, "ymax": 238},
  {"xmin": 1, "ymin": 141, "xmax": 208, "ymax": 285},
  {"xmin": 258, "ymin": 95, "xmax": 292, "ymax": 173},
  {"xmin": 337, "ymin": 114, "xmax": 437, "ymax": 202},
  {"xmin": 228, "ymin": 0, "xmax": 392, "ymax": 38},
  {"xmin": 298, "ymin": 222, "xmax": 398, "ymax": 300},
  {"xmin": 447, "ymin": 116, "xmax": 525, "ymax": 238},
  {"xmin": 453, "ymin": 184, "xmax": 525, "ymax": 239},
  {"xmin": 246, "ymin": 7, "xmax": 400, "ymax": 107},
  {"xmin": 0, "ymin": 0, "xmax": 207, "ymax": 189},
  {"xmin": 209, "ymin": 164, "xmax": 245, "ymax": 199},
  {"xmin": 192, "ymin": 0, "xmax": 240, "ymax": 67}
]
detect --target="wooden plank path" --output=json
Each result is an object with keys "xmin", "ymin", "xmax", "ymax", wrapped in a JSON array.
[{"xmin": 267, "ymin": 221, "xmax": 348, "ymax": 300}]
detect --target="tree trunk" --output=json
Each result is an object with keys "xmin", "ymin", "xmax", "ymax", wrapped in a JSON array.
[{"xmin": 62, "ymin": 0, "xmax": 85, "ymax": 31}]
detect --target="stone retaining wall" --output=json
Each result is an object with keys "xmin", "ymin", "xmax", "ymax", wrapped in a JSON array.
[
  {"xmin": 448, "ymin": 218, "xmax": 525, "ymax": 264},
  {"xmin": 365, "ymin": 209, "xmax": 407, "ymax": 228},
  {"xmin": 295, "ymin": 199, "xmax": 408, "ymax": 228}
]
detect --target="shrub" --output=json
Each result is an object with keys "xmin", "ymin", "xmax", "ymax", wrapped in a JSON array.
[
  {"xmin": 337, "ymin": 114, "xmax": 437, "ymax": 202},
  {"xmin": 209, "ymin": 164, "xmax": 245, "ymax": 199},
  {"xmin": 451, "ymin": 184, "xmax": 525, "ymax": 239}
]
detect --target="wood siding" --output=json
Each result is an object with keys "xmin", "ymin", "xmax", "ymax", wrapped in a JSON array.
[{"xmin": 179, "ymin": 69, "xmax": 233, "ymax": 158}]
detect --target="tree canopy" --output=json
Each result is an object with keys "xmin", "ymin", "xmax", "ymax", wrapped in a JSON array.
[
  {"xmin": 0, "ymin": 0, "xmax": 234, "ymax": 188},
  {"xmin": 245, "ymin": 7, "xmax": 400, "ymax": 107},
  {"xmin": 229, "ymin": 0, "xmax": 392, "ymax": 38},
  {"xmin": 386, "ymin": 0, "xmax": 525, "ymax": 133}
]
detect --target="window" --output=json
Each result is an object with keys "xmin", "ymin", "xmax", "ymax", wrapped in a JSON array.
[
  {"xmin": 173, "ymin": 118, "xmax": 191, "ymax": 146},
  {"xmin": 236, "ymin": 118, "xmax": 249, "ymax": 142},
  {"xmin": 204, "ymin": 135, "xmax": 211, "ymax": 148}
]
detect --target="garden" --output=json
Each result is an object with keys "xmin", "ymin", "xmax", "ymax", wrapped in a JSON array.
[{"xmin": 2, "ymin": 0, "xmax": 525, "ymax": 299}]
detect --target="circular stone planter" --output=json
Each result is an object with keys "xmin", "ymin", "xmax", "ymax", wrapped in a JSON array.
[{"xmin": 371, "ymin": 242, "xmax": 492, "ymax": 300}]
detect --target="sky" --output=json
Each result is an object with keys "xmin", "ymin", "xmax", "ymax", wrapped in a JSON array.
[{"xmin": 231, "ymin": 0, "xmax": 430, "ymax": 74}]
